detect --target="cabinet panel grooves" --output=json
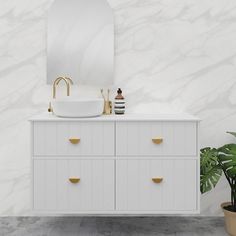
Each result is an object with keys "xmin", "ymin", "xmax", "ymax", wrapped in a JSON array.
[{"xmin": 32, "ymin": 119, "xmax": 199, "ymax": 214}]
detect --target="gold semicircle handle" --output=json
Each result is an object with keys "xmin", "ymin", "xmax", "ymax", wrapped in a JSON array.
[
  {"xmin": 152, "ymin": 138, "xmax": 163, "ymax": 144},
  {"xmin": 69, "ymin": 178, "xmax": 80, "ymax": 184},
  {"xmin": 69, "ymin": 138, "xmax": 80, "ymax": 144},
  {"xmin": 152, "ymin": 177, "xmax": 163, "ymax": 184}
]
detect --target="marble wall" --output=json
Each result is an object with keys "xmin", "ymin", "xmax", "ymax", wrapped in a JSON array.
[{"xmin": 0, "ymin": 0, "xmax": 236, "ymax": 216}]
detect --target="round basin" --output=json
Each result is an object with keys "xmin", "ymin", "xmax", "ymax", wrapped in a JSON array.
[{"xmin": 51, "ymin": 98, "xmax": 104, "ymax": 118}]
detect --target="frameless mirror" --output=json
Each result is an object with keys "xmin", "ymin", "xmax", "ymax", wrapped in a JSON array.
[{"xmin": 47, "ymin": 0, "xmax": 114, "ymax": 85}]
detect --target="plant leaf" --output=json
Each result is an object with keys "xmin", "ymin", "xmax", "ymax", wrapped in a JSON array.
[
  {"xmin": 200, "ymin": 165, "xmax": 222, "ymax": 194},
  {"xmin": 218, "ymin": 144, "xmax": 236, "ymax": 155},
  {"xmin": 218, "ymin": 144, "xmax": 236, "ymax": 178},
  {"xmin": 200, "ymin": 147, "xmax": 218, "ymax": 166},
  {"xmin": 227, "ymin": 132, "xmax": 236, "ymax": 138},
  {"xmin": 200, "ymin": 147, "xmax": 222, "ymax": 193}
]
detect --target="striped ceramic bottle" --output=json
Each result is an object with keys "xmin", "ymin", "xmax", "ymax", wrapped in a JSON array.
[{"xmin": 114, "ymin": 88, "xmax": 125, "ymax": 115}]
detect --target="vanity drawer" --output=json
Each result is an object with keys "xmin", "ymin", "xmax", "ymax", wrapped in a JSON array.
[
  {"xmin": 33, "ymin": 159, "xmax": 114, "ymax": 211},
  {"xmin": 116, "ymin": 121, "xmax": 197, "ymax": 157},
  {"xmin": 33, "ymin": 121, "xmax": 115, "ymax": 156},
  {"xmin": 116, "ymin": 159, "xmax": 197, "ymax": 212}
]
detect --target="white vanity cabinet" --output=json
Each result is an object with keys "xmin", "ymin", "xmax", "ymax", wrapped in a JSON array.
[{"xmin": 30, "ymin": 114, "xmax": 200, "ymax": 214}]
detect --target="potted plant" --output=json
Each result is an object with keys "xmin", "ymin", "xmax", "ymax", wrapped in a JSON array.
[{"xmin": 201, "ymin": 132, "xmax": 236, "ymax": 236}]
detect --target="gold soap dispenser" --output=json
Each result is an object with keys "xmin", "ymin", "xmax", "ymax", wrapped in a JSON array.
[{"xmin": 101, "ymin": 89, "xmax": 112, "ymax": 115}]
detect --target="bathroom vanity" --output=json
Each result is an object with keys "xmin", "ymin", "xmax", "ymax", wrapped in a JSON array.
[
  {"xmin": 30, "ymin": 113, "xmax": 200, "ymax": 215},
  {"xmin": 40, "ymin": 0, "xmax": 201, "ymax": 216}
]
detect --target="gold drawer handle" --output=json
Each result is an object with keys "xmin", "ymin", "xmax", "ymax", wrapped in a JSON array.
[
  {"xmin": 69, "ymin": 178, "xmax": 80, "ymax": 184},
  {"xmin": 69, "ymin": 138, "xmax": 80, "ymax": 144},
  {"xmin": 152, "ymin": 138, "xmax": 163, "ymax": 144},
  {"xmin": 152, "ymin": 177, "xmax": 163, "ymax": 184}
]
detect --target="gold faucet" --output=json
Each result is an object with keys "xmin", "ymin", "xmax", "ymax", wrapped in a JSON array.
[
  {"xmin": 53, "ymin": 76, "xmax": 73, "ymax": 99},
  {"xmin": 48, "ymin": 76, "xmax": 73, "ymax": 112}
]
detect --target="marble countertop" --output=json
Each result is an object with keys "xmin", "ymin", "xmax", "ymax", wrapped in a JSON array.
[{"xmin": 29, "ymin": 113, "xmax": 201, "ymax": 122}]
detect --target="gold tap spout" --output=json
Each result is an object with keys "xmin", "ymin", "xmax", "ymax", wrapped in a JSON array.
[
  {"xmin": 53, "ymin": 76, "xmax": 73, "ymax": 99},
  {"xmin": 48, "ymin": 76, "xmax": 73, "ymax": 112}
]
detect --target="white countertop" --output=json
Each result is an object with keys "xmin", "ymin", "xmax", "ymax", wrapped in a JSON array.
[{"xmin": 29, "ymin": 113, "xmax": 200, "ymax": 122}]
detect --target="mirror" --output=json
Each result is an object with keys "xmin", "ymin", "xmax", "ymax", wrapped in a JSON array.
[{"xmin": 47, "ymin": 0, "xmax": 114, "ymax": 85}]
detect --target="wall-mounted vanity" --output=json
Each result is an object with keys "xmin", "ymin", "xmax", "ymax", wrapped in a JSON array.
[
  {"xmin": 30, "ymin": 0, "xmax": 200, "ymax": 215},
  {"xmin": 30, "ymin": 114, "xmax": 200, "ymax": 214}
]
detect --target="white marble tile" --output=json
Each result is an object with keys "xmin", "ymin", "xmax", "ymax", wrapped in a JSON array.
[{"xmin": 0, "ymin": 0, "xmax": 236, "ymax": 215}]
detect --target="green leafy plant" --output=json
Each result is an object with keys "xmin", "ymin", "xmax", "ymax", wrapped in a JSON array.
[{"xmin": 200, "ymin": 132, "xmax": 236, "ymax": 212}]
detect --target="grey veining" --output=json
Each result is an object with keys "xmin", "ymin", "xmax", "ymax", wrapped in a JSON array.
[{"xmin": 0, "ymin": 0, "xmax": 236, "ymax": 216}]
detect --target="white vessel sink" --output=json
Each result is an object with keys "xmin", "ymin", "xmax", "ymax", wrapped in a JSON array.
[{"xmin": 51, "ymin": 98, "xmax": 104, "ymax": 118}]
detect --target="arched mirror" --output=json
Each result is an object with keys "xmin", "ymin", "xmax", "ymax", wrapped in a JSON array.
[{"xmin": 47, "ymin": 0, "xmax": 114, "ymax": 86}]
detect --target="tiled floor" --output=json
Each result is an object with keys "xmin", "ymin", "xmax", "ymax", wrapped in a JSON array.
[{"xmin": 0, "ymin": 217, "xmax": 227, "ymax": 236}]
